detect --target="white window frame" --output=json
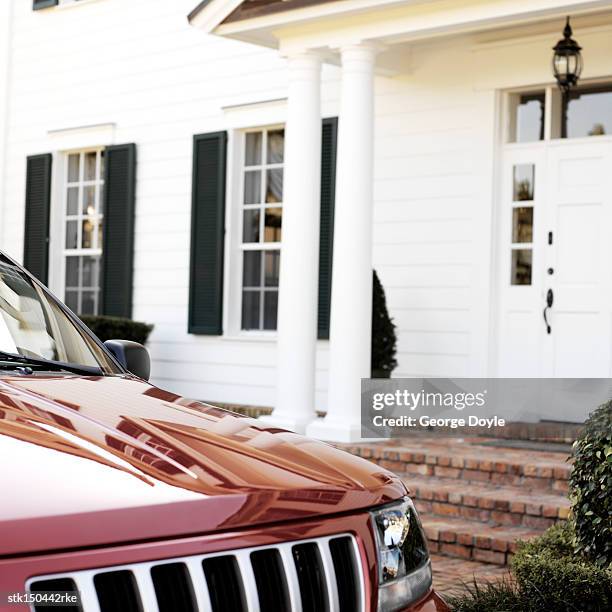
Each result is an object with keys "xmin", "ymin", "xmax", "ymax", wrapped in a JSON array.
[
  {"xmin": 61, "ymin": 147, "xmax": 105, "ymax": 315},
  {"xmin": 225, "ymin": 124, "xmax": 285, "ymax": 338}
]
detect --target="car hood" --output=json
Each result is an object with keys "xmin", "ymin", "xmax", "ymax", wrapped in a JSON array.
[{"xmin": 0, "ymin": 374, "xmax": 403, "ymax": 556}]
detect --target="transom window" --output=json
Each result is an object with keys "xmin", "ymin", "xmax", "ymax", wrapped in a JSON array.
[
  {"xmin": 63, "ymin": 150, "xmax": 104, "ymax": 315},
  {"xmin": 508, "ymin": 83, "xmax": 612, "ymax": 142},
  {"xmin": 240, "ymin": 128, "xmax": 284, "ymax": 331}
]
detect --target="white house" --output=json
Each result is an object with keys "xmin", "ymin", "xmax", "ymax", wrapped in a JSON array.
[{"xmin": 1, "ymin": 0, "xmax": 611, "ymax": 441}]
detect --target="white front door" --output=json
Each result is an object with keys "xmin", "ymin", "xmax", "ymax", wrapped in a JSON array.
[{"xmin": 497, "ymin": 138, "xmax": 612, "ymax": 378}]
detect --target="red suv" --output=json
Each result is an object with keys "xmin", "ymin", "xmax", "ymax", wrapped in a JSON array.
[{"xmin": 0, "ymin": 251, "xmax": 448, "ymax": 612}]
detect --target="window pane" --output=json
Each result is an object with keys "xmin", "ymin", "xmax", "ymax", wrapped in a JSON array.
[
  {"xmin": 98, "ymin": 220, "xmax": 103, "ymax": 250},
  {"xmin": 83, "ymin": 185, "xmax": 95, "ymax": 215},
  {"xmin": 515, "ymin": 93, "xmax": 544, "ymax": 142},
  {"xmin": 81, "ymin": 291, "xmax": 96, "ymax": 315},
  {"xmin": 512, "ymin": 207, "xmax": 533, "ymax": 243},
  {"xmin": 267, "ymin": 130, "xmax": 284, "ymax": 163},
  {"xmin": 565, "ymin": 87, "xmax": 612, "ymax": 138},
  {"xmin": 264, "ymin": 251, "xmax": 280, "ymax": 287},
  {"xmin": 65, "ymin": 257, "xmax": 79, "ymax": 288},
  {"xmin": 82, "ymin": 219, "xmax": 94, "ymax": 249},
  {"xmin": 68, "ymin": 154, "xmax": 80, "ymax": 182},
  {"xmin": 81, "ymin": 256, "xmax": 99, "ymax": 288},
  {"xmin": 263, "ymin": 291, "xmax": 278, "ymax": 330},
  {"xmin": 513, "ymin": 165, "xmax": 534, "ymax": 201},
  {"xmin": 241, "ymin": 291, "xmax": 260, "ymax": 330},
  {"xmin": 99, "ymin": 150, "xmax": 105, "ymax": 178},
  {"xmin": 65, "ymin": 290, "xmax": 79, "ymax": 312},
  {"xmin": 264, "ymin": 207, "xmax": 282, "ymax": 242},
  {"xmin": 66, "ymin": 186, "xmax": 79, "ymax": 216},
  {"xmin": 511, "ymin": 249, "xmax": 532, "ymax": 285},
  {"xmin": 245, "ymin": 132, "xmax": 262, "ymax": 166},
  {"xmin": 244, "ymin": 171, "xmax": 261, "ymax": 204},
  {"xmin": 242, "ymin": 210, "xmax": 260, "ymax": 243},
  {"xmin": 66, "ymin": 221, "xmax": 78, "ymax": 249},
  {"xmin": 84, "ymin": 152, "xmax": 97, "ymax": 181},
  {"xmin": 266, "ymin": 169, "xmax": 283, "ymax": 203},
  {"xmin": 243, "ymin": 251, "xmax": 261, "ymax": 288}
]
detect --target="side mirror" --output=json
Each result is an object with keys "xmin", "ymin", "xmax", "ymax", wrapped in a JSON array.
[{"xmin": 104, "ymin": 340, "xmax": 150, "ymax": 381}]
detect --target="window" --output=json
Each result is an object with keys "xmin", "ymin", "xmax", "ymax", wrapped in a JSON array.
[
  {"xmin": 240, "ymin": 129, "xmax": 284, "ymax": 331},
  {"xmin": 510, "ymin": 164, "xmax": 534, "ymax": 285},
  {"xmin": 63, "ymin": 150, "xmax": 104, "ymax": 315},
  {"xmin": 511, "ymin": 92, "xmax": 545, "ymax": 143},
  {"xmin": 564, "ymin": 85, "xmax": 612, "ymax": 138}
]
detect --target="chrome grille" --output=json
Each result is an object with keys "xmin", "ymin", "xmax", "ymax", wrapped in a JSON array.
[{"xmin": 27, "ymin": 534, "xmax": 364, "ymax": 612}]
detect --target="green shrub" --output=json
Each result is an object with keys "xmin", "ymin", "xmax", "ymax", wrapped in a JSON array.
[
  {"xmin": 449, "ymin": 523, "xmax": 612, "ymax": 612},
  {"xmin": 80, "ymin": 315, "xmax": 154, "ymax": 345},
  {"xmin": 569, "ymin": 400, "xmax": 612, "ymax": 567},
  {"xmin": 512, "ymin": 522, "xmax": 612, "ymax": 612},
  {"xmin": 446, "ymin": 578, "xmax": 525, "ymax": 612},
  {"xmin": 371, "ymin": 269, "xmax": 397, "ymax": 378}
]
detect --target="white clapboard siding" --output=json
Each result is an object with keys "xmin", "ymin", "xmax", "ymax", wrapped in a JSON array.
[{"xmin": 1, "ymin": 0, "xmax": 570, "ymax": 407}]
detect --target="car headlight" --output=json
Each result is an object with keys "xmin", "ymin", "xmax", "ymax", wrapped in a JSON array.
[{"xmin": 370, "ymin": 497, "xmax": 432, "ymax": 611}]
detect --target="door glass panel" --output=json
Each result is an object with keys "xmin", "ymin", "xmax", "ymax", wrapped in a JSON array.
[
  {"xmin": 564, "ymin": 86, "xmax": 612, "ymax": 138},
  {"xmin": 514, "ymin": 93, "xmax": 545, "ymax": 142},
  {"xmin": 511, "ymin": 249, "xmax": 532, "ymax": 286},
  {"xmin": 513, "ymin": 164, "xmax": 535, "ymax": 201},
  {"xmin": 512, "ymin": 207, "xmax": 533, "ymax": 243}
]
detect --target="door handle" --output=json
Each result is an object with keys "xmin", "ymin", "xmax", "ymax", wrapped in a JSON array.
[{"xmin": 543, "ymin": 288, "xmax": 554, "ymax": 334}]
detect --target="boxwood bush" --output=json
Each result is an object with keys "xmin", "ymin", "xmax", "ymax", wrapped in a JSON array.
[
  {"xmin": 79, "ymin": 315, "xmax": 154, "ymax": 345},
  {"xmin": 449, "ymin": 522, "xmax": 612, "ymax": 611},
  {"xmin": 371, "ymin": 269, "xmax": 397, "ymax": 378},
  {"xmin": 569, "ymin": 400, "xmax": 612, "ymax": 567},
  {"xmin": 512, "ymin": 522, "xmax": 612, "ymax": 612}
]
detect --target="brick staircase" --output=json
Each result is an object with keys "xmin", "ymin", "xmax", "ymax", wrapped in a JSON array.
[{"xmin": 342, "ymin": 438, "xmax": 571, "ymax": 566}]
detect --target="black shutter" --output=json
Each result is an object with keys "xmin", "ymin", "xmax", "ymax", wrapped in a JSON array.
[
  {"xmin": 23, "ymin": 154, "xmax": 52, "ymax": 284},
  {"xmin": 101, "ymin": 144, "xmax": 136, "ymax": 318},
  {"xmin": 33, "ymin": 0, "xmax": 58, "ymax": 10},
  {"xmin": 188, "ymin": 132, "xmax": 227, "ymax": 335},
  {"xmin": 317, "ymin": 117, "xmax": 338, "ymax": 339}
]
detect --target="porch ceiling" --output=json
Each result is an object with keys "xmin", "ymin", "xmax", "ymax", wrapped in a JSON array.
[{"xmin": 190, "ymin": 0, "xmax": 612, "ymax": 60}]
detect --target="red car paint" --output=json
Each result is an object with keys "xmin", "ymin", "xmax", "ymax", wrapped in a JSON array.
[{"xmin": 0, "ymin": 374, "xmax": 449, "ymax": 611}]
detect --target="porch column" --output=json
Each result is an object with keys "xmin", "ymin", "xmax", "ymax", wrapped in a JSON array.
[
  {"xmin": 261, "ymin": 52, "xmax": 322, "ymax": 433},
  {"xmin": 307, "ymin": 43, "xmax": 377, "ymax": 443}
]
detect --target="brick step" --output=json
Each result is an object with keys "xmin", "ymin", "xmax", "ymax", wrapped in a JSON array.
[
  {"xmin": 344, "ymin": 440, "xmax": 570, "ymax": 492},
  {"xmin": 422, "ymin": 516, "xmax": 542, "ymax": 566},
  {"xmin": 403, "ymin": 475, "xmax": 570, "ymax": 529}
]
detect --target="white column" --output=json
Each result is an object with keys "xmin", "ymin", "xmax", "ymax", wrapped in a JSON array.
[
  {"xmin": 307, "ymin": 43, "xmax": 377, "ymax": 443},
  {"xmin": 260, "ymin": 52, "xmax": 322, "ymax": 433}
]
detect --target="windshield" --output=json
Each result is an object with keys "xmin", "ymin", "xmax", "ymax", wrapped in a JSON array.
[{"xmin": 0, "ymin": 255, "xmax": 120, "ymax": 374}]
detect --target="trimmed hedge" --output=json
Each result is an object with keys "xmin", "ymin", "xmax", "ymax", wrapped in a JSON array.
[
  {"xmin": 371, "ymin": 269, "xmax": 397, "ymax": 378},
  {"xmin": 570, "ymin": 400, "xmax": 612, "ymax": 567},
  {"xmin": 80, "ymin": 315, "xmax": 154, "ymax": 345},
  {"xmin": 449, "ymin": 523, "xmax": 612, "ymax": 612},
  {"xmin": 512, "ymin": 522, "xmax": 612, "ymax": 612}
]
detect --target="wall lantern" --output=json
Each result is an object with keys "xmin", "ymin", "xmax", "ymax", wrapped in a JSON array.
[
  {"xmin": 552, "ymin": 17, "xmax": 583, "ymax": 94},
  {"xmin": 553, "ymin": 17, "xmax": 582, "ymax": 138}
]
